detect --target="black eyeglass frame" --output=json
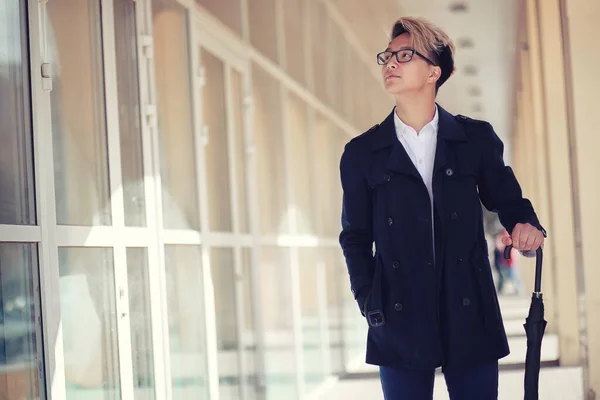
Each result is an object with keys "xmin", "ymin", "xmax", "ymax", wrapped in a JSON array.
[{"xmin": 377, "ymin": 48, "xmax": 438, "ymax": 66}]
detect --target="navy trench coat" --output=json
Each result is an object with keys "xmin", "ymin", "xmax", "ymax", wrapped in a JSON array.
[{"xmin": 339, "ymin": 104, "xmax": 546, "ymax": 371}]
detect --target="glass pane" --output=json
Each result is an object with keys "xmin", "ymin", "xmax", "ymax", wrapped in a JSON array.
[
  {"xmin": 283, "ymin": 0, "xmax": 306, "ymax": 85},
  {"xmin": 0, "ymin": 244, "xmax": 43, "ymax": 398},
  {"xmin": 313, "ymin": 115, "xmax": 337, "ymax": 237},
  {"xmin": 298, "ymin": 248, "xmax": 325, "ymax": 392},
  {"xmin": 252, "ymin": 65, "xmax": 287, "ymax": 235},
  {"xmin": 287, "ymin": 94, "xmax": 314, "ymax": 234},
  {"xmin": 259, "ymin": 247, "xmax": 296, "ymax": 400},
  {"xmin": 58, "ymin": 247, "xmax": 120, "ymax": 398},
  {"xmin": 0, "ymin": 2, "xmax": 36, "ymax": 225},
  {"xmin": 201, "ymin": 49, "xmax": 233, "ymax": 232},
  {"xmin": 126, "ymin": 248, "xmax": 155, "ymax": 399},
  {"xmin": 196, "ymin": 0, "xmax": 242, "ymax": 35},
  {"xmin": 310, "ymin": 1, "xmax": 328, "ymax": 103},
  {"xmin": 342, "ymin": 45, "xmax": 355, "ymax": 122},
  {"xmin": 328, "ymin": 24, "xmax": 344, "ymax": 113},
  {"xmin": 349, "ymin": 48, "xmax": 362, "ymax": 128},
  {"xmin": 165, "ymin": 245, "xmax": 208, "ymax": 399},
  {"xmin": 241, "ymin": 248, "xmax": 260, "ymax": 400},
  {"xmin": 325, "ymin": 249, "xmax": 345, "ymax": 374},
  {"xmin": 48, "ymin": 0, "xmax": 112, "ymax": 226},
  {"xmin": 338, "ymin": 252, "xmax": 366, "ymax": 368},
  {"xmin": 356, "ymin": 65, "xmax": 370, "ymax": 130},
  {"xmin": 330, "ymin": 128, "xmax": 346, "ymax": 236},
  {"xmin": 232, "ymin": 70, "xmax": 251, "ymax": 234},
  {"xmin": 114, "ymin": 0, "xmax": 147, "ymax": 227},
  {"xmin": 210, "ymin": 248, "xmax": 240, "ymax": 398},
  {"xmin": 248, "ymin": 0, "xmax": 278, "ymax": 64},
  {"xmin": 153, "ymin": 1, "xmax": 200, "ymax": 230}
]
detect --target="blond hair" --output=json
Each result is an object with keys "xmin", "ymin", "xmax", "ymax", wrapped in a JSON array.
[{"xmin": 390, "ymin": 17, "xmax": 456, "ymax": 87}]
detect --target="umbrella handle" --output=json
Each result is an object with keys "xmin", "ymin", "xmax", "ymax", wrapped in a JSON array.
[{"xmin": 504, "ymin": 245, "xmax": 543, "ymax": 296}]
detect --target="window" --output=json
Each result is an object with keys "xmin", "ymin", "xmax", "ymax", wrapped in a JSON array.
[
  {"xmin": 114, "ymin": 0, "xmax": 147, "ymax": 227},
  {"xmin": 165, "ymin": 245, "xmax": 208, "ymax": 399},
  {"xmin": 310, "ymin": 1, "xmax": 328, "ymax": 102},
  {"xmin": 232, "ymin": 70, "xmax": 251, "ymax": 233},
  {"xmin": 201, "ymin": 49, "xmax": 233, "ymax": 232},
  {"xmin": 283, "ymin": 0, "xmax": 306, "ymax": 85},
  {"xmin": 328, "ymin": 24, "xmax": 345, "ymax": 113},
  {"xmin": 197, "ymin": 0, "xmax": 242, "ymax": 35},
  {"xmin": 313, "ymin": 114, "xmax": 340, "ymax": 237},
  {"xmin": 48, "ymin": 0, "xmax": 111, "ymax": 226},
  {"xmin": 252, "ymin": 65, "xmax": 287, "ymax": 235},
  {"xmin": 0, "ymin": 244, "xmax": 43, "ymax": 398},
  {"xmin": 324, "ymin": 249, "xmax": 346, "ymax": 374},
  {"xmin": 59, "ymin": 247, "xmax": 120, "ymax": 398},
  {"xmin": 298, "ymin": 248, "xmax": 326, "ymax": 391},
  {"xmin": 240, "ymin": 248, "xmax": 260, "ymax": 399},
  {"xmin": 153, "ymin": 1, "xmax": 201, "ymax": 230},
  {"xmin": 287, "ymin": 94, "xmax": 315, "ymax": 234},
  {"xmin": 0, "ymin": 1, "xmax": 35, "ymax": 226},
  {"xmin": 126, "ymin": 248, "xmax": 155, "ymax": 398},
  {"xmin": 210, "ymin": 248, "xmax": 240, "ymax": 398},
  {"xmin": 248, "ymin": 0, "xmax": 278, "ymax": 64},
  {"xmin": 259, "ymin": 247, "xmax": 296, "ymax": 399}
]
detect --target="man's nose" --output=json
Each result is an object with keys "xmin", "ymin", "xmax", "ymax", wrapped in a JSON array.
[{"xmin": 386, "ymin": 57, "xmax": 400, "ymax": 69}]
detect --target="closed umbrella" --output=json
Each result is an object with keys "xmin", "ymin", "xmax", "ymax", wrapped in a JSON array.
[{"xmin": 504, "ymin": 245, "xmax": 546, "ymax": 400}]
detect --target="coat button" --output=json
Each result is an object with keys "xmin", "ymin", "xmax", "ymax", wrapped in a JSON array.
[
  {"xmin": 462, "ymin": 298, "xmax": 471, "ymax": 306},
  {"xmin": 426, "ymin": 261, "xmax": 433, "ymax": 267},
  {"xmin": 457, "ymin": 257, "xmax": 463, "ymax": 263},
  {"xmin": 392, "ymin": 261, "xmax": 400, "ymax": 269},
  {"xmin": 384, "ymin": 173, "xmax": 391, "ymax": 182},
  {"xmin": 394, "ymin": 303, "xmax": 403, "ymax": 311},
  {"xmin": 451, "ymin": 212, "xmax": 458, "ymax": 220},
  {"xmin": 445, "ymin": 168, "xmax": 454, "ymax": 176},
  {"xmin": 388, "ymin": 217, "xmax": 393, "ymax": 226}
]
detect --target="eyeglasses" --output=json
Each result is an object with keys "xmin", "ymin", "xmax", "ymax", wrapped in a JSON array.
[{"xmin": 377, "ymin": 48, "xmax": 437, "ymax": 66}]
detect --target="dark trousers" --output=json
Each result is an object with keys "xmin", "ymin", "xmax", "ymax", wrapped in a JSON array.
[{"xmin": 379, "ymin": 361, "xmax": 499, "ymax": 400}]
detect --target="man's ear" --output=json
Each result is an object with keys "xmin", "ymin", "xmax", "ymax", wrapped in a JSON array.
[{"xmin": 429, "ymin": 66, "xmax": 441, "ymax": 83}]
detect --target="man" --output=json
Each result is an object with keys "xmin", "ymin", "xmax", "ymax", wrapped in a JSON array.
[{"xmin": 338, "ymin": 17, "xmax": 546, "ymax": 399}]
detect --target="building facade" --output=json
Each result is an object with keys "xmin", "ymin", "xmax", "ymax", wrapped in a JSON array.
[{"xmin": 0, "ymin": 0, "xmax": 392, "ymax": 399}]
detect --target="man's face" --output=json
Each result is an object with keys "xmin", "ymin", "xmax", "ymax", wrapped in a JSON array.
[{"xmin": 380, "ymin": 33, "xmax": 437, "ymax": 95}]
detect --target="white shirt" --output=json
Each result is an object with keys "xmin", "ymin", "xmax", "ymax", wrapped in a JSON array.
[
  {"xmin": 393, "ymin": 106, "xmax": 439, "ymax": 259},
  {"xmin": 393, "ymin": 105, "xmax": 439, "ymax": 203}
]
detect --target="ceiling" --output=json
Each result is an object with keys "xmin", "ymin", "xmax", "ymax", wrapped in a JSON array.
[{"xmin": 329, "ymin": 0, "xmax": 519, "ymax": 154}]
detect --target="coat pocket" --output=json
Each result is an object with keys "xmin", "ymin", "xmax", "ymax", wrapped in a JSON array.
[
  {"xmin": 364, "ymin": 254, "xmax": 386, "ymax": 328},
  {"xmin": 470, "ymin": 244, "xmax": 502, "ymax": 332}
]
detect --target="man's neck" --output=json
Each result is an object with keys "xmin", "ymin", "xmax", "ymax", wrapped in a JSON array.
[{"xmin": 394, "ymin": 94, "xmax": 437, "ymax": 134}]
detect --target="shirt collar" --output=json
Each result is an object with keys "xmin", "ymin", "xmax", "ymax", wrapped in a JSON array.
[{"xmin": 393, "ymin": 105, "xmax": 439, "ymax": 138}]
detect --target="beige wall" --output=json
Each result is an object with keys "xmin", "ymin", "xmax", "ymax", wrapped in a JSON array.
[{"xmin": 514, "ymin": 0, "xmax": 600, "ymax": 395}]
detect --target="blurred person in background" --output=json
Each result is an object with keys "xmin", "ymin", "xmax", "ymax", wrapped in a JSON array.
[
  {"xmin": 339, "ymin": 16, "xmax": 546, "ymax": 399},
  {"xmin": 493, "ymin": 229, "xmax": 524, "ymax": 296}
]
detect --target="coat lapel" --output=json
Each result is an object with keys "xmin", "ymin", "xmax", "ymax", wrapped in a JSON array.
[
  {"xmin": 433, "ymin": 104, "xmax": 467, "ymax": 177},
  {"xmin": 370, "ymin": 105, "xmax": 468, "ymax": 188},
  {"xmin": 371, "ymin": 109, "xmax": 421, "ymax": 180},
  {"xmin": 432, "ymin": 104, "xmax": 468, "ymax": 226}
]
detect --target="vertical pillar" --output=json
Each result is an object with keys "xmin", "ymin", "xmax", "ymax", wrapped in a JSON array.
[
  {"xmin": 560, "ymin": 0, "xmax": 600, "ymax": 396},
  {"xmin": 534, "ymin": 0, "xmax": 581, "ymax": 366},
  {"xmin": 524, "ymin": 0, "xmax": 558, "ymax": 334}
]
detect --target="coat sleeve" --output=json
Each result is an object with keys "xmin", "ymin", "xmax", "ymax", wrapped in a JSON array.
[
  {"xmin": 338, "ymin": 142, "xmax": 375, "ymax": 316},
  {"xmin": 476, "ymin": 122, "xmax": 547, "ymax": 237}
]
